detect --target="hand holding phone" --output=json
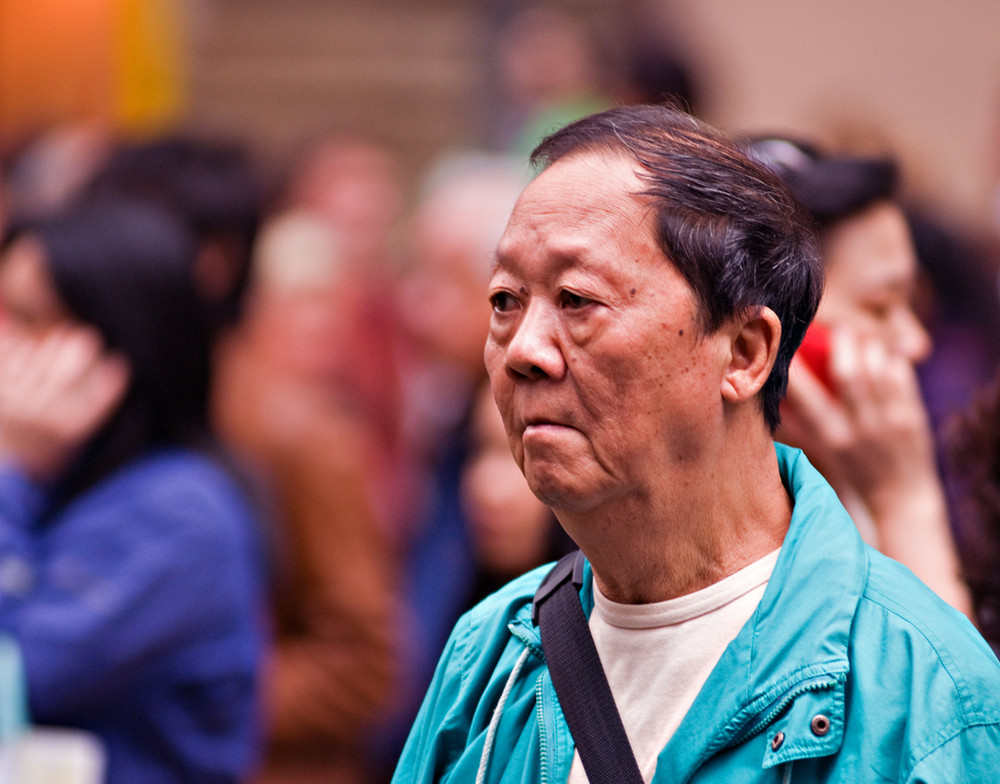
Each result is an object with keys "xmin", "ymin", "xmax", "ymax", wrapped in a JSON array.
[{"xmin": 796, "ymin": 322, "xmax": 836, "ymax": 393}]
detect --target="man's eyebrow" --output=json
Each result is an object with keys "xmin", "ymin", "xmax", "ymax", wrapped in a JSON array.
[{"xmin": 488, "ymin": 250, "xmax": 513, "ymax": 277}]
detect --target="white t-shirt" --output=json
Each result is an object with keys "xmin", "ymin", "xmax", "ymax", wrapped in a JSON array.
[{"xmin": 567, "ymin": 549, "xmax": 780, "ymax": 784}]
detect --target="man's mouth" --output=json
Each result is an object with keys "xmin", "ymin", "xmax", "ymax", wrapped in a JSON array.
[{"xmin": 523, "ymin": 417, "xmax": 574, "ymax": 433}]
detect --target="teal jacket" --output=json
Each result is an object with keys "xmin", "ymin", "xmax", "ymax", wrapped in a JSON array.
[{"xmin": 393, "ymin": 445, "xmax": 1000, "ymax": 783}]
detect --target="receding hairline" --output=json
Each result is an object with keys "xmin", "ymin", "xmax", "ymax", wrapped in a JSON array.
[{"xmin": 495, "ymin": 147, "xmax": 663, "ymax": 265}]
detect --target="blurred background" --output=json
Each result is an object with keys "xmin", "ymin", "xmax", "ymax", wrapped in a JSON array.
[
  {"xmin": 3, "ymin": 0, "xmax": 999, "ymax": 231},
  {"xmin": 4, "ymin": 2, "xmax": 1000, "ymax": 783}
]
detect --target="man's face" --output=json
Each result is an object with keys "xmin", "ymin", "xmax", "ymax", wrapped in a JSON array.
[{"xmin": 485, "ymin": 151, "xmax": 732, "ymax": 515}]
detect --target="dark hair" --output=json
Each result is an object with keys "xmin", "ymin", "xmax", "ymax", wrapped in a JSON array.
[
  {"xmin": 531, "ymin": 105, "xmax": 823, "ymax": 431},
  {"xmin": 947, "ymin": 369, "xmax": 1000, "ymax": 652},
  {"xmin": 83, "ymin": 135, "xmax": 264, "ymax": 327},
  {"xmin": 745, "ymin": 136, "xmax": 898, "ymax": 228},
  {"xmin": 24, "ymin": 197, "xmax": 213, "ymax": 504}
]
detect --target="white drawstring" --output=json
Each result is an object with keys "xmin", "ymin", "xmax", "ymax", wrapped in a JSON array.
[
  {"xmin": 476, "ymin": 647, "xmax": 531, "ymax": 784},
  {"xmin": 783, "ymin": 761, "xmax": 794, "ymax": 784}
]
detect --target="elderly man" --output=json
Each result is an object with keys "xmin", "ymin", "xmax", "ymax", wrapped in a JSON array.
[{"xmin": 392, "ymin": 106, "xmax": 1000, "ymax": 783}]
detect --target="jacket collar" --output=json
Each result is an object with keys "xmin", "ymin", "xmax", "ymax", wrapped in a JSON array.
[
  {"xmin": 508, "ymin": 445, "xmax": 867, "ymax": 780},
  {"xmin": 655, "ymin": 444, "xmax": 867, "ymax": 780}
]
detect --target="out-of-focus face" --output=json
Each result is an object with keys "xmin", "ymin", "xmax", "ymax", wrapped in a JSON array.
[
  {"xmin": 817, "ymin": 201, "xmax": 931, "ymax": 364},
  {"xmin": 0, "ymin": 237, "xmax": 70, "ymax": 337},
  {"xmin": 497, "ymin": 7, "xmax": 600, "ymax": 105},
  {"xmin": 399, "ymin": 173, "xmax": 521, "ymax": 379},
  {"xmin": 461, "ymin": 384, "xmax": 554, "ymax": 577},
  {"xmin": 485, "ymin": 151, "xmax": 732, "ymax": 515},
  {"xmin": 398, "ymin": 205, "xmax": 494, "ymax": 377},
  {"xmin": 292, "ymin": 140, "xmax": 403, "ymax": 267}
]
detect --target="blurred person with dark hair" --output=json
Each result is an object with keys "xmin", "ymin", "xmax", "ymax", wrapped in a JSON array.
[
  {"xmin": 906, "ymin": 208, "xmax": 1000, "ymax": 517},
  {"xmin": 373, "ymin": 152, "xmax": 526, "ymax": 774},
  {"xmin": 276, "ymin": 137, "xmax": 410, "ymax": 529},
  {"xmin": 924, "ymin": 71, "xmax": 1000, "ymax": 657},
  {"xmin": 83, "ymin": 134, "xmax": 265, "ymax": 331},
  {"xmin": 213, "ymin": 209, "xmax": 399, "ymax": 784},
  {"xmin": 750, "ymin": 136, "xmax": 972, "ymax": 616},
  {"xmin": 0, "ymin": 198, "xmax": 266, "ymax": 783},
  {"xmin": 908, "ymin": 212, "xmax": 1000, "ymax": 424},
  {"xmin": 949, "ymin": 367, "xmax": 1000, "ymax": 654},
  {"xmin": 215, "ymin": 136, "xmax": 415, "ymax": 784},
  {"xmin": 619, "ymin": 44, "xmax": 700, "ymax": 114},
  {"xmin": 615, "ymin": 3, "xmax": 703, "ymax": 115},
  {"xmin": 460, "ymin": 382, "xmax": 573, "ymax": 607}
]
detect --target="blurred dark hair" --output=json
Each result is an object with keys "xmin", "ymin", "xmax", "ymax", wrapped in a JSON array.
[
  {"xmin": 83, "ymin": 135, "xmax": 264, "ymax": 327},
  {"xmin": 745, "ymin": 136, "xmax": 899, "ymax": 229},
  {"xmin": 947, "ymin": 368, "xmax": 1000, "ymax": 651},
  {"xmin": 15, "ymin": 197, "xmax": 214, "ymax": 505},
  {"xmin": 625, "ymin": 48, "xmax": 699, "ymax": 114},
  {"xmin": 531, "ymin": 104, "xmax": 823, "ymax": 431}
]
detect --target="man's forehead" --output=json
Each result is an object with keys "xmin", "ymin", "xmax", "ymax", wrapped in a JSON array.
[
  {"xmin": 490, "ymin": 236, "xmax": 622, "ymax": 276},
  {"xmin": 526, "ymin": 147, "xmax": 644, "ymax": 195},
  {"xmin": 508, "ymin": 152, "xmax": 648, "ymax": 224},
  {"xmin": 490, "ymin": 230, "xmax": 668, "ymax": 297}
]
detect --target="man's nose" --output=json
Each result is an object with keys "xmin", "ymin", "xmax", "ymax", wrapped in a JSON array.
[{"xmin": 504, "ymin": 302, "xmax": 566, "ymax": 380}]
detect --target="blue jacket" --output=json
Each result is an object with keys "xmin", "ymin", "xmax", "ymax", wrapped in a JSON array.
[
  {"xmin": 393, "ymin": 445, "xmax": 1000, "ymax": 783},
  {"xmin": 0, "ymin": 448, "xmax": 266, "ymax": 783}
]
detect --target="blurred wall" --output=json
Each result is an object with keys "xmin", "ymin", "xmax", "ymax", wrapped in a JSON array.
[
  {"xmin": 186, "ymin": 0, "xmax": 999, "ymax": 229},
  {"xmin": 187, "ymin": 0, "xmax": 488, "ymax": 185},
  {"xmin": 634, "ymin": 0, "xmax": 1000, "ymax": 231}
]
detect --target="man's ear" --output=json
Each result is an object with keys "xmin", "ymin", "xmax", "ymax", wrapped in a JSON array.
[{"xmin": 720, "ymin": 307, "xmax": 781, "ymax": 404}]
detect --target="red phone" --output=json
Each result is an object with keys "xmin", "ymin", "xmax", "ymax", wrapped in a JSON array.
[{"xmin": 797, "ymin": 322, "xmax": 836, "ymax": 393}]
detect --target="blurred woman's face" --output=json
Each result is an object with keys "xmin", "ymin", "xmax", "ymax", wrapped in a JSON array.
[
  {"xmin": 461, "ymin": 385, "xmax": 554, "ymax": 578},
  {"xmin": 816, "ymin": 201, "xmax": 931, "ymax": 364},
  {"xmin": 0, "ymin": 237, "xmax": 71, "ymax": 336}
]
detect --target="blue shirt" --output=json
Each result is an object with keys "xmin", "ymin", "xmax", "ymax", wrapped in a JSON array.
[{"xmin": 0, "ymin": 448, "xmax": 266, "ymax": 783}]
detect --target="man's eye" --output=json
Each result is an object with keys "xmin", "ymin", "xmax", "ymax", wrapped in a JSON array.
[
  {"xmin": 561, "ymin": 291, "xmax": 591, "ymax": 309},
  {"xmin": 490, "ymin": 291, "xmax": 517, "ymax": 313}
]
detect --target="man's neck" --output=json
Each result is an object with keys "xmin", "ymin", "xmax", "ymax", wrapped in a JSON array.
[{"xmin": 557, "ymin": 432, "xmax": 791, "ymax": 604}]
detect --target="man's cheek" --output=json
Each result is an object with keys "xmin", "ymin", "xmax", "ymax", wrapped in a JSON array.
[{"xmin": 484, "ymin": 340, "xmax": 505, "ymax": 381}]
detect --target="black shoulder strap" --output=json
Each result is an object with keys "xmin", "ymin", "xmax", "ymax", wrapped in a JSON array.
[{"xmin": 532, "ymin": 551, "xmax": 644, "ymax": 784}]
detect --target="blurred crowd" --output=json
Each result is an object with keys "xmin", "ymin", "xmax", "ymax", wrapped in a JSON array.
[{"xmin": 2, "ymin": 3, "xmax": 1000, "ymax": 784}]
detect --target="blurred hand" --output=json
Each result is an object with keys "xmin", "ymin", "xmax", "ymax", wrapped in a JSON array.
[
  {"xmin": 782, "ymin": 326, "xmax": 936, "ymax": 516},
  {"xmin": 0, "ymin": 326, "xmax": 130, "ymax": 482},
  {"xmin": 782, "ymin": 325, "xmax": 972, "ymax": 617}
]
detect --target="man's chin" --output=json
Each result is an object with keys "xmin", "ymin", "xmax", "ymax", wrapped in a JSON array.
[{"xmin": 524, "ymin": 464, "xmax": 604, "ymax": 513}]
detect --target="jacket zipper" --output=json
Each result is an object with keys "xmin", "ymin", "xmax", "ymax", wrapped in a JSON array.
[
  {"xmin": 732, "ymin": 675, "xmax": 840, "ymax": 745},
  {"xmin": 536, "ymin": 674, "xmax": 549, "ymax": 784}
]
